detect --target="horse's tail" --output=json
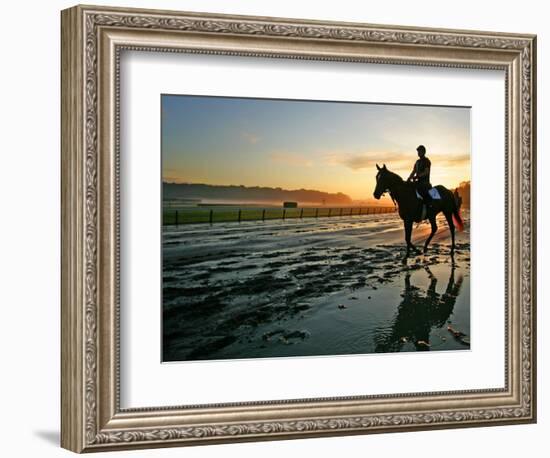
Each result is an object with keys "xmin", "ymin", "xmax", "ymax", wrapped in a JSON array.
[
  {"xmin": 451, "ymin": 191, "xmax": 465, "ymax": 232},
  {"xmin": 452, "ymin": 209, "xmax": 464, "ymax": 232}
]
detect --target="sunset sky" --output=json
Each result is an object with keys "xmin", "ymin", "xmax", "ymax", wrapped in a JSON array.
[{"xmin": 162, "ymin": 95, "xmax": 471, "ymax": 201}]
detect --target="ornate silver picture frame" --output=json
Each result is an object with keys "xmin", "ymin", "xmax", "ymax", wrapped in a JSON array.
[{"xmin": 61, "ymin": 4, "xmax": 536, "ymax": 453}]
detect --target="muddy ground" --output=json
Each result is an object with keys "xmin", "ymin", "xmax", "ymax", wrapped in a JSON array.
[{"xmin": 162, "ymin": 212, "xmax": 470, "ymax": 361}]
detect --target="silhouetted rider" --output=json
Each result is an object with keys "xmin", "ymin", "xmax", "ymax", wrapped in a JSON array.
[{"xmin": 407, "ymin": 145, "xmax": 433, "ymax": 209}]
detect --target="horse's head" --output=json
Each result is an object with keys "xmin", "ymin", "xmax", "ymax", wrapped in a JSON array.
[{"xmin": 373, "ymin": 164, "xmax": 390, "ymax": 199}]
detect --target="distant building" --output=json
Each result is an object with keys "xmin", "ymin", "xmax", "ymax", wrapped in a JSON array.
[{"xmin": 283, "ymin": 201, "xmax": 298, "ymax": 208}]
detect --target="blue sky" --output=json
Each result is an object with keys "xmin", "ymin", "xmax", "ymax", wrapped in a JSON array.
[{"xmin": 162, "ymin": 94, "xmax": 470, "ymax": 200}]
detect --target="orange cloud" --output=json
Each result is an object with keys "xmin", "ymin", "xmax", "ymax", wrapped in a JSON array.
[{"xmin": 326, "ymin": 151, "xmax": 470, "ymax": 171}]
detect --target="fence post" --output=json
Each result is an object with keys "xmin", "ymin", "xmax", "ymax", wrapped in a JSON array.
[
  {"xmin": 262, "ymin": 209, "xmax": 266, "ymax": 221},
  {"xmin": 175, "ymin": 210, "xmax": 178, "ymax": 227},
  {"xmin": 300, "ymin": 208, "xmax": 304, "ymax": 219},
  {"xmin": 315, "ymin": 208, "xmax": 319, "ymax": 218},
  {"xmin": 339, "ymin": 208, "xmax": 343, "ymax": 217},
  {"xmin": 282, "ymin": 209, "xmax": 286, "ymax": 220},
  {"xmin": 209, "ymin": 209, "xmax": 213, "ymax": 225},
  {"xmin": 328, "ymin": 208, "xmax": 332, "ymax": 217},
  {"xmin": 238, "ymin": 209, "xmax": 241, "ymax": 223}
]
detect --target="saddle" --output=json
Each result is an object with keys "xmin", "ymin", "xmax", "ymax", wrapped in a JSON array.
[
  {"xmin": 415, "ymin": 187, "xmax": 442, "ymax": 201},
  {"xmin": 414, "ymin": 187, "xmax": 441, "ymax": 222}
]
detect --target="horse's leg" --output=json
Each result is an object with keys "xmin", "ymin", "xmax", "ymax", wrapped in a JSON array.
[
  {"xmin": 423, "ymin": 214, "xmax": 438, "ymax": 254},
  {"xmin": 404, "ymin": 218, "xmax": 414, "ymax": 258},
  {"xmin": 443, "ymin": 211, "xmax": 455, "ymax": 258}
]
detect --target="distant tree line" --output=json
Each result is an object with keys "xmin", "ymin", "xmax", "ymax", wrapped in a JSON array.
[{"xmin": 163, "ymin": 182, "xmax": 353, "ymax": 205}]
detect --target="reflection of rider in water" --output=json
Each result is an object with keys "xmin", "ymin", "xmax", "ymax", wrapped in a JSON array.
[
  {"xmin": 407, "ymin": 145, "xmax": 433, "ymax": 211},
  {"xmin": 374, "ymin": 266, "xmax": 463, "ymax": 352}
]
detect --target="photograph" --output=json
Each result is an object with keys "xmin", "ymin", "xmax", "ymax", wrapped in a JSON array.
[
  {"xmin": 58, "ymin": 4, "xmax": 536, "ymax": 452},
  {"xmin": 161, "ymin": 95, "xmax": 471, "ymax": 362}
]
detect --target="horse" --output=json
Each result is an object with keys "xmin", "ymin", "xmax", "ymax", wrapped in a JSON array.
[{"xmin": 373, "ymin": 164, "xmax": 464, "ymax": 259}]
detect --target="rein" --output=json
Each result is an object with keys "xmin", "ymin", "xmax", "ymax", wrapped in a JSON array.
[
  {"xmin": 389, "ymin": 191, "xmax": 398, "ymax": 209},
  {"xmin": 383, "ymin": 172, "xmax": 404, "ymax": 210}
]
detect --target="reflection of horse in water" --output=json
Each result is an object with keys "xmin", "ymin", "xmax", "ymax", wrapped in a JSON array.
[{"xmin": 374, "ymin": 266, "xmax": 464, "ymax": 352}]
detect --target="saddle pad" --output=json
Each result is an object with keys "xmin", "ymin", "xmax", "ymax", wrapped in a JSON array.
[{"xmin": 415, "ymin": 188, "xmax": 441, "ymax": 200}]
